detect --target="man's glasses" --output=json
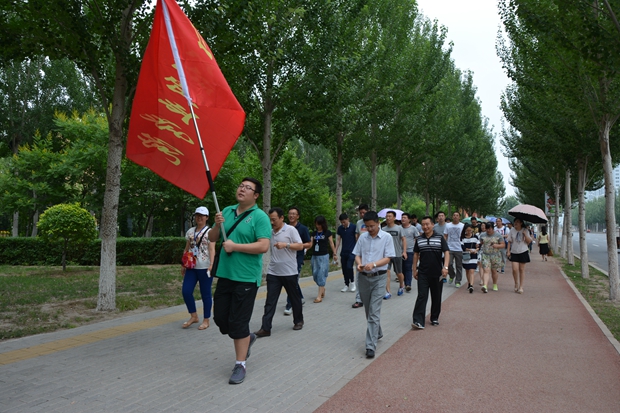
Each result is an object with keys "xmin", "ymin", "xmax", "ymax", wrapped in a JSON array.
[{"xmin": 238, "ymin": 184, "xmax": 256, "ymax": 192}]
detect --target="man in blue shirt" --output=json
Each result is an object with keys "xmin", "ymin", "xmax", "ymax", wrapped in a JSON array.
[
  {"xmin": 353, "ymin": 211, "xmax": 395, "ymax": 358},
  {"xmin": 336, "ymin": 213, "xmax": 357, "ymax": 292}
]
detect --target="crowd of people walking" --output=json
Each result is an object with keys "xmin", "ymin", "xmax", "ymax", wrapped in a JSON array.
[{"xmin": 179, "ymin": 177, "xmax": 541, "ymax": 385}]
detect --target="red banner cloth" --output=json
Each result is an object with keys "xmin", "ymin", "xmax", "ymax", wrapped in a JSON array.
[{"xmin": 126, "ymin": 0, "xmax": 245, "ymax": 199}]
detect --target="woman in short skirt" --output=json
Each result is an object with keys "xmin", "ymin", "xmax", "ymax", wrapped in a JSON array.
[
  {"xmin": 538, "ymin": 226, "xmax": 550, "ymax": 260},
  {"xmin": 506, "ymin": 218, "xmax": 533, "ymax": 294}
]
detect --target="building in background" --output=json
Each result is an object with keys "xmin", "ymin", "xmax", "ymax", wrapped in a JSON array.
[{"xmin": 585, "ymin": 165, "xmax": 620, "ymax": 200}]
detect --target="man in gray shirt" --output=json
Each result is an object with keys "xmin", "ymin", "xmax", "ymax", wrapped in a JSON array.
[
  {"xmin": 353, "ymin": 211, "xmax": 395, "ymax": 358},
  {"xmin": 401, "ymin": 213, "xmax": 419, "ymax": 292},
  {"xmin": 383, "ymin": 211, "xmax": 406, "ymax": 297},
  {"xmin": 434, "ymin": 211, "xmax": 447, "ymax": 236},
  {"xmin": 352, "ymin": 203, "xmax": 369, "ymax": 308},
  {"xmin": 254, "ymin": 207, "xmax": 305, "ymax": 337}
]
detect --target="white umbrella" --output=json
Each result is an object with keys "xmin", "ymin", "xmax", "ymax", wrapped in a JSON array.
[
  {"xmin": 377, "ymin": 208, "xmax": 404, "ymax": 220},
  {"xmin": 508, "ymin": 204, "xmax": 548, "ymax": 224}
]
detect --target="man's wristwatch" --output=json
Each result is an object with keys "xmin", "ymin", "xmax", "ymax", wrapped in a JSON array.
[
  {"xmin": 373, "ymin": 262, "xmax": 377, "ymax": 268},
  {"xmin": 443, "ymin": 266, "xmax": 448, "ymax": 270},
  {"xmin": 286, "ymin": 243, "xmax": 290, "ymax": 249}
]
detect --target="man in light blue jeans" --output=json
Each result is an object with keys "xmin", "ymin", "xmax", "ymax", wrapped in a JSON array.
[{"xmin": 353, "ymin": 211, "xmax": 395, "ymax": 358}]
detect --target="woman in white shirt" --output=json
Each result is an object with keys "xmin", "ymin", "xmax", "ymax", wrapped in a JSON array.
[
  {"xmin": 181, "ymin": 207, "xmax": 216, "ymax": 330},
  {"xmin": 506, "ymin": 218, "xmax": 533, "ymax": 294}
]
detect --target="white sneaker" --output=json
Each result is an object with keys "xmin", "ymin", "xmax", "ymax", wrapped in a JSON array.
[
  {"xmin": 283, "ymin": 307, "xmax": 292, "ymax": 316},
  {"xmin": 341, "ymin": 285, "xmax": 349, "ymax": 292},
  {"xmin": 350, "ymin": 284, "xmax": 357, "ymax": 292}
]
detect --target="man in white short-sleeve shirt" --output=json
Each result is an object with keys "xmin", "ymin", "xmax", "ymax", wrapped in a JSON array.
[
  {"xmin": 353, "ymin": 211, "xmax": 395, "ymax": 359},
  {"xmin": 254, "ymin": 207, "xmax": 305, "ymax": 338}
]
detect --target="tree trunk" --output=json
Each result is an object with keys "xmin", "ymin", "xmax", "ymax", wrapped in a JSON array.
[
  {"xmin": 12, "ymin": 211, "xmax": 19, "ymax": 237},
  {"xmin": 396, "ymin": 163, "xmax": 402, "ymax": 209},
  {"xmin": 600, "ymin": 117, "xmax": 620, "ymax": 301},
  {"xmin": 144, "ymin": 214, "xmax": 153, "ymax": 237},
  {"xmin": 96, "ymin": 8, "xmax": 133, "ymax": 310},
  {"xmin": 62, "ymin": 238, "xmax": 67, "ymax": 271},
  {"xmin": 31, "ymin": 209, "xmax": 39, "ymax": 237},
  {"xmin": 553, "ymin": 178, "xmax": 561, "ymax": 254},
  {"xmin": 371, "ymin": 150, "xmax": 377, "ymax": 211},
  {"xmin": 261, "ymin": 107, "xmax": 273, "ymax": 212},
  {"xmin": 565, "ymin": 169, "xmax": 574, "ymax": 265},
  {"xmin": 336, "ymin": 132, "xmax": 344, "ymax": 228},
  {"xmin": 577, "ymin": 160, "xmax": 589, "ymax": 278}
]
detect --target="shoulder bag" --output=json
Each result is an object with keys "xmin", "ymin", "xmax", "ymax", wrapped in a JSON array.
[
  {"xmin": 182, "ymin": 227, "xmax": 209, "ymax": 269},
  {"xmin": 210, "ymin": 210, "xmax": 253, "ymax": 277}
]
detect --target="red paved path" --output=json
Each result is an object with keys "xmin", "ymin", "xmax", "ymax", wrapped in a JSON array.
[{"xmin": 316, "ymin": 258, "xmax": 620, "ymax": 413}]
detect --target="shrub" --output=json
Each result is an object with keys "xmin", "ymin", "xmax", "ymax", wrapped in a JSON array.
[
  {"xmin": 37, "ymin": 204, "xmax": 98, "ymax": 270},
  {"xmin": 0, "ymin": 237, "xmax": 186, "ymax": 266}
]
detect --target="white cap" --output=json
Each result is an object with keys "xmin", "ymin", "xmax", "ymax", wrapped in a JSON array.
[{"xmin": 194, "ymin": 206, "xmax": 209, "ymax": 216}]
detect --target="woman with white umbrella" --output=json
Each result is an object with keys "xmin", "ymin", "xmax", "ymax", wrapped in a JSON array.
[{"xmin": 506, "ymin": 218, "xmax": 533, "ymax": 294}]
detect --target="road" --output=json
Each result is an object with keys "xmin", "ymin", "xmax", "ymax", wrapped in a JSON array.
[{"xmin": 566, "ymin": 231, "xmax": 618, "ymax": 274}]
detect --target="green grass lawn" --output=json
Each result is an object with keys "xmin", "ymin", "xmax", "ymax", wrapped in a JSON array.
[
  {"xmin": 0, "ymin": 260, "xmax": 341, "ymax": 340},
  {"xmin": 0, "ymin": 265, "xmax": 187, "ymax": 340},
  {"xmin": 560, "ymin": 258, "xmax": 620, "ymax": 342}
]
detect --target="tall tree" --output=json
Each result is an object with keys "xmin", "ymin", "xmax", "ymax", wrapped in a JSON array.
[
  {"xmin": 3, "ymin": 0, "xmax": 152, "ymax": 310},
  {"xmin": 499, "ymin": 0, "xmax": 620, "ymax": 290},
  {"xmin": 193, "ymin": 0, "xmax": 313, "ymax": 211}
]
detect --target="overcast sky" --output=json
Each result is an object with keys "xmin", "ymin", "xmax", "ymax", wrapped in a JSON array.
[{"xmin": 416, "ymin": 0, "xmax": 514, "ymax": 197}]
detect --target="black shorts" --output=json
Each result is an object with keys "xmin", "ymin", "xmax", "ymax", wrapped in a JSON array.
[
  {"xmin": 213, "ymin": 277, "xmax": 258, "ymax": 339},
  {"xmin": 509, "ymin": 251, "xmax": 530, "ymax": 263}
]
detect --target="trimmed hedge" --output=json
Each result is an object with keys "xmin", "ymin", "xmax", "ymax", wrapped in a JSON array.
[{"xmin": 0, "ymin": 237, "xmax": 186, "ymax": 266}]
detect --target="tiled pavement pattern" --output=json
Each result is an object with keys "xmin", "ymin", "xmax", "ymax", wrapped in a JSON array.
[{"xmin": 1, "ymin": 270, "xmax": 457, "ymax": 413}]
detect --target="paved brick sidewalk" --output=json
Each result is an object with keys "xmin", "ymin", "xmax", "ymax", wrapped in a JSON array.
[
  {"xmin": 316, "ymin": 258, "xmax": 620, "ymax": 413},
  {"xmin": 0, "ymin": 269, "xmax": 457, "ymax": 413},
  {"xmin": 2, "ymin": 258, "xmax": 618, "ymax": 413}
]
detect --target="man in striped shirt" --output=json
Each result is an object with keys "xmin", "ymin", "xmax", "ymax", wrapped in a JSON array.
[{"xmin": 412, "ymin": 216, "xmax": 450, "ymax": 329}]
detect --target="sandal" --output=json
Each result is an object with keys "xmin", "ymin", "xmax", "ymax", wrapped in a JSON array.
[
  {"xmin": 313, "ymin": 297, "xmax": 322, "ymax": 303},
  {"xmin": 182, "ymin": 319, "xmax": 198, "ymax": 329},
  {"xmin": 518, "ymin": 288, "xmax": 523, "ymax": 294},
  {"xmin": 198, "ymin": 320, "xmax": 210, "ymax": 330}
]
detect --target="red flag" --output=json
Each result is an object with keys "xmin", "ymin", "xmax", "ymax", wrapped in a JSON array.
[{"xmin": 126, "ymin": 0, "xmax": 245, "ymax": 199}]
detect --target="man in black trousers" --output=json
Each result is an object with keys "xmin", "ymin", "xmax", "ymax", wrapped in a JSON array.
[
  {"xmin": 254, "ymin": 207, "xmax": 305, "ymax": 337},
  {"xmin": 412, "ymin": 215, "xmax": 450, "ymax": 329}
]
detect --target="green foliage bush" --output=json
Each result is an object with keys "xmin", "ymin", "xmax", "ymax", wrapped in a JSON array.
[{"xmin": 0, "ymin": 237, "xmax": 186, "ymax": 266}]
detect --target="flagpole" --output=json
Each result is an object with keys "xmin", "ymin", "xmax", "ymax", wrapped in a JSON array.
[
  {"xmin": 188, "ymin": 104, "xmax": 227, "ymax": 240},
  {"xmin": 161, "ymin": 0, "xmax": 228, "ymax": 240}
]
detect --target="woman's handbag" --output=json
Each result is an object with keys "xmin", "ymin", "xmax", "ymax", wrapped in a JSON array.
[
  {"xmin": 463, "ymin": 252, "xmax": 471, "ymax": 262},
  {"xmin": 182, "ymin": 251, "xmax": 196, "ymax": 269},
  {"xmin": 548, "ymin": 249, "xmax": 554, "ymax": 257},
  {"xmin": 211, "ymin": 210, "xmax": 252, "ymax": 277}
]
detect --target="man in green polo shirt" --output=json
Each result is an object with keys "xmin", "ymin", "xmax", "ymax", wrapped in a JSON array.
[{"xmin": 209, "ymin": 177, "xmax": 271, "ymax": 385}]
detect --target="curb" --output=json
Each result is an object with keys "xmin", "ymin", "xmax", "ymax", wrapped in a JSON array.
[
  {"xmin": 558, "ymin": 265, "xmax": 620, "ymax": 356},
  {"xmin": 573, "ymin": 252, "xmax": 608, "ymax": 277}
]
